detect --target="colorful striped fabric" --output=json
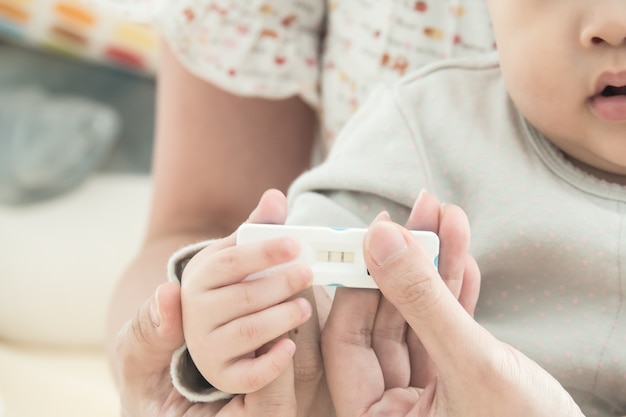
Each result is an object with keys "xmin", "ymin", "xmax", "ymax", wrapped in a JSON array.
[{"xmin": 0, "ymin": 0, "xmax": 158, "ymax": 74}]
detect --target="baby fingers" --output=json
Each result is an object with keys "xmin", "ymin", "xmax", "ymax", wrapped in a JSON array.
[
  {"xmin": 182, "ymin": 236, "xmax": 302, "ymax": 291},
  {"xmin": 203, "ymin": 263, "xmax": 314, "ymax": 326},
  {"xmin": 194, "ymin": 297, "xmax": 312, "ymax": 394}
]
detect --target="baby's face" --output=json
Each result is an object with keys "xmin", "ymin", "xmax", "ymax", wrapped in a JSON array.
[{"xmin": 488, "ymin": 0, "xmax": 626, "ymax": 180}]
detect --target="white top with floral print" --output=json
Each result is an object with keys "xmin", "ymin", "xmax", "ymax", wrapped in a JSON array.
[{"xmin": 99, "ymin": 0, "xmax": 495, "ymax": 148}]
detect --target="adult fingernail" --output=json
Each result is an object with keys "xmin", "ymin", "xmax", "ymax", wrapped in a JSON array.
[
  {"xmin": 369, "ymin": 222, "xmax": 408, "ymax": 267},
  {"xmin": 150, "ymin": 287, "xmax": 162, "ymax": 328},
  {"xmin": 247, "ymin": 206, "xmax": 259, "ymax": 221},
  {"xmin": 416, "ymin": 188, "xmax": 428, "ymax": 203},
  {"xmin": 373, "ymin": 210, "xmax": 391, "ymax": 223},
  {"xmin": 412, "ymin": 188, "xmax": 431, "ymax": 212}
]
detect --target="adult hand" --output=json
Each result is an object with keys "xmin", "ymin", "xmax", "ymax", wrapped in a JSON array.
[
  {"xmin": 322, "ymin": 191, "xmax": 584, "ymax": 417},
  {"xmin": 111, "ymin": 189, "xmax": 331, "ymax": 417}
]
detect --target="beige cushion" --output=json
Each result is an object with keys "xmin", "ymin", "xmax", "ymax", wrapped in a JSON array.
[
  {"xmin": 0, "ymin": 341, "xmax": 119, "ymax": 417},
  {"xmin": 0, "ymin": 173, "xmax": 151, "ymax": 417},
  {"xmin": 0, "ymin": 173, "xmax": 151, "ymax": 347}
]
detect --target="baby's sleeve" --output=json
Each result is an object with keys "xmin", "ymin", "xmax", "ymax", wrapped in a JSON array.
[
  {"xmin": 98, "ymin": 0, "xmax": 325, "ymax": 108},
  {"xmin": 166, "ymin": 240, "xmax": 235, "ymax": 402}
]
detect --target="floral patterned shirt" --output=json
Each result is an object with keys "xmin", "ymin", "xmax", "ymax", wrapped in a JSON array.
[{"xmin": 99, "ymin": 0, "xmax": 495, "ymax": 149}]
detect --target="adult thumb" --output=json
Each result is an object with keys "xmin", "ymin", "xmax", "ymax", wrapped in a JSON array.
[{"xmin": 363, "ymin": 219, "xmax": 482, "ymax": 373}]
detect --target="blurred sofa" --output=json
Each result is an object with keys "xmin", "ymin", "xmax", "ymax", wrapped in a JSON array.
[{"xmin": 0, "ymin": 25, "xmax": 156, "ymax": 416}]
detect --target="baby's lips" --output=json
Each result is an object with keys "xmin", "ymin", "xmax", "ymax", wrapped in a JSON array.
[
  {"xmin": 589, "ymin": 93, "xmax": 626, "ymax": 121},
  {"xmin": 593, "ymin": 70, "xmax": 626, "ymax": 96}
]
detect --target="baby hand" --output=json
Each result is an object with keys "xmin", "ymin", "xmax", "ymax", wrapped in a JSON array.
[{"xmin": 180, "ymin": 227, "xmax": 314, "ymax": 394}]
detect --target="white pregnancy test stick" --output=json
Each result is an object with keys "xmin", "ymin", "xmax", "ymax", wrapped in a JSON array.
[{"xmin": 236, "ymin": 223, "xmax": 439, "ymax": 289}]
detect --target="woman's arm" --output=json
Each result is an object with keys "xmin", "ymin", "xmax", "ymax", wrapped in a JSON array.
[{"xmin": 106, "ymin": 39, "xmax": 318, "ymax": 370}]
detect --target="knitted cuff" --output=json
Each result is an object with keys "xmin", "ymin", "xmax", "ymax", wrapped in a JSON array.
[{"xmin": 167, "ymin": 239, "xmax": 235, "ymax": 402}]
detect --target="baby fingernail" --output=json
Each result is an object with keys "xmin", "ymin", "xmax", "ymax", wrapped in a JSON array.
[
  {"xmin": 295, "ymin": 298, "xmax": 312, "ymax": 318},
  {"xmin": 369, "ymin": 222, "xmax": 408, "ymax": 267}
]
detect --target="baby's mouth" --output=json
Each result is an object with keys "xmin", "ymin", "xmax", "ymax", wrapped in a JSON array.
[
  {"xmin": 590, "ymin": 81, "xmax": 626, "ymax": 121},
  {"xmin": 600, "ymin": 85, "xmax": 626, "ymax": 97}
]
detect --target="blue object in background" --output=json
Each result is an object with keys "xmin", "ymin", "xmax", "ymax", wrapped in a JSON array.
[
  {"xmin": 0, "ymin": 41, "xmax": 156, "ymax": 204},
  {"xmin": 0, "ymin": 88, "xmax": 120, "ymax": 204}
]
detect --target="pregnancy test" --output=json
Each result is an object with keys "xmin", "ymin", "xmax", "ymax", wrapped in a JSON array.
[{"xmin": 236, "ymin": 223, "xmax": 439, "ymax": 288}]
